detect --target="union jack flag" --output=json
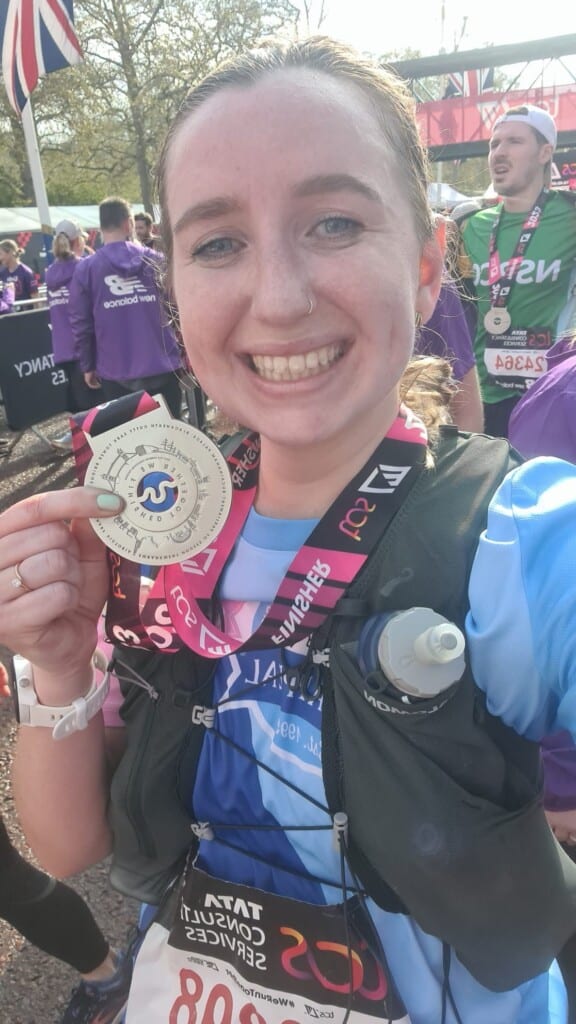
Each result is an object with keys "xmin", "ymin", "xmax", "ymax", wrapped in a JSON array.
[
  {"xmin": 443, "ymin": 68, "xmax": 494, "ymax": 99},
  {"xmin": 0, "ymin": 0, "xmax": 83, "ymax": 115}
]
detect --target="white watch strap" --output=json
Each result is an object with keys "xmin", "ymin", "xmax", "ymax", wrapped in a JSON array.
[{"xmin": 14, "ymin": 652, "xmax": 110, "ymax": 740}]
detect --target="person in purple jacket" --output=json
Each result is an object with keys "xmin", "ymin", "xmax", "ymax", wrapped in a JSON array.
[
  {"xmin": 508, "ymin": 335, "xmax": 576, "ymax": 462},
  {"xmin": 68, "ymin": 196, "xmax": 183, "ymax": 418},
  {"xmin": 415, "ymin": 280, "xmax": 484, "ymax": 432},
  {"xmin": 0, "ymin": 239, "xmax": 38, "ymax": 309},
  {"xmin": 0, "ymin": 279, "xmax": 15, "ymax": 314},
  {"xmin": 46, "ymin": 220, "xmax": 105, "ymax": 422}
]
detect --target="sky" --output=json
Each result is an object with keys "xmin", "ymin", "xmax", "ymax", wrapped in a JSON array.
[{"xmin": 297, "ymin": 1, "xmax": 576, "ymax": 66}]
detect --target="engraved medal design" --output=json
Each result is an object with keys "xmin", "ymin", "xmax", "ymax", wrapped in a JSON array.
[
  {"xmin": 484, "ymin": 307, "xmax": 512, "ymax": 336},
  {"xmin": 85, "ymin": 410, "xmax": 232, "ymax": 565}
]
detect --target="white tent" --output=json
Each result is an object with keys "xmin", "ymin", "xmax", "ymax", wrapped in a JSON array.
[
  {"xmin": 0, "ymin": 203, "xmax": 149, "ymax": 235},
  {"xmin": 0, "ymin": 207, "xmax": 43, "ymax": 233},
  {"xmin": 427, "ymin": 183, "xmax": 471, "ymax": 210}
]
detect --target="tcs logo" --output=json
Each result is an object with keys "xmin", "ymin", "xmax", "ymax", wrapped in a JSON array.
[
  {"xmin": 280, "ymin": 927, "xmax": 387, "ymax": 1000},
  {"xmin": 104, "ymin": 274, "xmax": 147, "ymax": 296},
  {"xmin": 339, "ymin": 497, "xmax": 376, "ymax": 542},
  {"xmin": 137, "ymin": 471, "xmax": 179, "ymax": 511}
]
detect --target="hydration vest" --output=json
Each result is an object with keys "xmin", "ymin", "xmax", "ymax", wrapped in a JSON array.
[{"xmin": 107, "ymin": 425, "xmax": 576, "ymax": 992}]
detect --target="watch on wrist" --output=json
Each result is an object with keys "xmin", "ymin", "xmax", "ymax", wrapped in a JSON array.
[{"xmin": 11, "ymin": 650, "xmax": 110, "ymax": 741}]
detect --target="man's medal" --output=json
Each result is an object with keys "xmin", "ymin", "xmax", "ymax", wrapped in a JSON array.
[
  {"xmin": 484, "ymin": 188, "xmax": 549, "ymax": 340},
  {"xmin": 483, "ymin": 307, "xmax": 512, "ymax": 335}
]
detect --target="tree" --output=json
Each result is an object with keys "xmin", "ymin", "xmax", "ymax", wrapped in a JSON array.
[
  {"xmin": 0, "ymin": 0, "xmax": 299, "ymax": 209},
  {"xmin": 297, "ymin": 0, "xmax": 326, "ymax": 34}
]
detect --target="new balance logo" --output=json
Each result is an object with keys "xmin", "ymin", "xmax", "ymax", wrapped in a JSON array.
[
  {"xmin": 47, "ymin": 285, "xmax": 69, "ymax": 307},
  {"xmin": 358, "ymin": 465, "xmax": 411, "ymax": 494},
  {"xmin": 104, "ymin": 274, "xmax": 148, "ymax": 296}
]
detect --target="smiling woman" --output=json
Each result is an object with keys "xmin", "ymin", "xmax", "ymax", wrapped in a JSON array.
[
  {"xmin": 1, "ymin": 36, "xmax": 576, "ymax": 1024},
  {"xmin": 157, "ymin": 42, "xmax": 444, "ymax": 512}
]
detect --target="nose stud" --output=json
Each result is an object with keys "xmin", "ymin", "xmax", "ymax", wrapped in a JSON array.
[{"xmin": 307, "ymin": 296, "xmax": 315, "ymax": 316}]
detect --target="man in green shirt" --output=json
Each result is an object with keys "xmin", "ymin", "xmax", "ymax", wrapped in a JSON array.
[{"xmin": 460, "ymin": 105, "xmax": 576, "ymax": 437}]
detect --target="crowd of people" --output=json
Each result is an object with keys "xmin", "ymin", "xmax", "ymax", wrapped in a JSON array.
[{"xmin": 0, "ymin": 36, "xmax": 575, "ymax": 1024}]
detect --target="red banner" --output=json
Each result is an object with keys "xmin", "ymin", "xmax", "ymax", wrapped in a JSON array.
[
  {"xmin": 551, "ymin": 148, "xmax": 576, "ymax": 190},
  {"xmin": 417, "ymin": 84, "xmax": 576, "ymax": 149}
]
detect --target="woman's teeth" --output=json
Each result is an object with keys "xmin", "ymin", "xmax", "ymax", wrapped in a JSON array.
[{"xmin": 251, "ymin": 343, "xmax": 343, "ymax": 381}]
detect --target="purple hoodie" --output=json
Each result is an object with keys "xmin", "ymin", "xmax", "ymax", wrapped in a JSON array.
[
  {"xmin": 415, "ymin": 281, "xmax": 476, "ymax": 382},
  {"xmin": 508, "ymin": 337, "xmax": 576, "ymax": 462},
  {"xmin": 0, "ymin": 262, "xmax": 36, "ymax": 302},
  {"xmin": 0, "ymin": 280, "xmax": 14, "ymax": 314},
  {"xmin": 68, "ymin": 241, "xmax": 182, "ymax": 380},
  {"xmin": 45, "ymin": 256, "xmax": 81, "ymax": 363}
]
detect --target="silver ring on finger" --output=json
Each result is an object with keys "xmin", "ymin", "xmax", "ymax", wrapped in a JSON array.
[{"xmin": 11, "ymin": 562, "xmax": 33, "ymax": 594}]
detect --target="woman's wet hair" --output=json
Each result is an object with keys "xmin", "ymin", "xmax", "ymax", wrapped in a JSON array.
[{"xmin": 156, "ymin": 36, "xmax": 433, "ymax": 276}]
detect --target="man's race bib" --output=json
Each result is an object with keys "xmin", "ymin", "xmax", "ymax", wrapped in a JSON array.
[
  {"xmin": 484, "ymin": 327, "xmax": 551, "ymax": 392},
  {"xmin": 126, "ymin": 868, "xmax": 410, "ymax": 1024}
]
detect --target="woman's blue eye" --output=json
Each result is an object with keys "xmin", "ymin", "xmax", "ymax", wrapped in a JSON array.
[
  {"xmin": 192, "ymin": 237, "xmax": 242, "ymax": 261},
  {"xmin": 313, "ymin": 216, "xmax": 362, "ymax": 239}
]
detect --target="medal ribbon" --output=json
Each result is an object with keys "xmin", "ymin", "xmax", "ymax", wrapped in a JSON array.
[
  {"xmin": 71, "ymin": 391, "xmax": 165, "ymax": 650},
  {"xmin": 487, "ymin": 187, "xmax": 549, "ymax": 308},
  {"xmin": 155, "ymin": 409, "xmax": 428, "ymax": 657}
]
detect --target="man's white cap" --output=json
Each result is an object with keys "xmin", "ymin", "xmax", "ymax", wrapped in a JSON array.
[
  {"xmin": 451, "ymin": 199, "xmax": 481, "ymax": 224},
  {"xmin": 492, "ymin": 105, "xmax": 557, "ymax": 150},
  {"xmin": 54, "ymin": 218, "xmax": 84, "ymax": 241}
]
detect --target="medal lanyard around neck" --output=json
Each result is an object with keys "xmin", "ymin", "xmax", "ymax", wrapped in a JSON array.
[
  {"xmin": 156, "ymin": 409, "xmax": 428, "ymax": 657},
  {"xmin": 487, "ymin": 188, "xmax": 549, "ymax": 309}
]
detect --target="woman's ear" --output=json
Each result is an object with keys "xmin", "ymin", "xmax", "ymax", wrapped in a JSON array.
[{"xmin": 416, "ymin": 227, "xmax": 444, "ymax": 322}]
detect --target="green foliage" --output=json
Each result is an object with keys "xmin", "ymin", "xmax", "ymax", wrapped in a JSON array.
[{"xmin": 3, "ymin": 0, "xmax": 299, "ymax": 207}]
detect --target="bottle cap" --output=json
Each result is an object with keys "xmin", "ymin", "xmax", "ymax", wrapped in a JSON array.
[
  {"xmin": 377, "ymin": 607, "xmax": 465, "ymax": 698},
  {"xmin": 413, "ymin": 623, "xmax": 465, "ymax": 665}
]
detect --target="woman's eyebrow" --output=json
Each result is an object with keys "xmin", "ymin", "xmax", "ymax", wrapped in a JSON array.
[
  {"xmin": 172, "ymin": 174, "xmax": 382, "ymax": 235},
  {"xmin": 173, "ymin": 196, "xmax": 240, "ymax": 234},
  {"xmin": 293, "ymin": 173, "xmax": 381, "ymax": 202}
]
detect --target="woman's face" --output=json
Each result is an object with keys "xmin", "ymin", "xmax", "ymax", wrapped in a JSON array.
[{"xmin": 166, "ymin": 70, "xmax": 442, "ymax": 451}]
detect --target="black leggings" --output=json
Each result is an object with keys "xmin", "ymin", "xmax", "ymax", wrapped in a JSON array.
[
  {"xmin": 0, "ymin": 814, "xmax": 109, "ymax": 974},
  {"xmin": 482, "ymin": 395, "xmax": 521, "ymax": 440}
]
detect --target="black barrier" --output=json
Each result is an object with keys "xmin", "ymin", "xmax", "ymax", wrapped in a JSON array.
[{"xmin": 0, "ymin": 307, "xmax": 69, "ymax": 430}]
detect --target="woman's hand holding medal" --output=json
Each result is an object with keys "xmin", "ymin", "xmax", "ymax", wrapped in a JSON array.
[{"xmin": 0, "ymin": 488, "xmax": 123, "ymax": 684}]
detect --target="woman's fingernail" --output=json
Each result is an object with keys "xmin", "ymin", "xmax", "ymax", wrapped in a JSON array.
[{"xmin": 96, "ymin": 492, "xmax": 123, "ymax": 512}]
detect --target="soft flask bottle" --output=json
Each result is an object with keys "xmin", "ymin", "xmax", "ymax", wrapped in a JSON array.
[{"xmin": 357, "ymin": 607, "xmax": 466, "ymax": 699}]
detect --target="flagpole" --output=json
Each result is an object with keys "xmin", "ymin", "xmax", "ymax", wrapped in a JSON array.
[{"xmin": 20, "ymin": 98, "xmax": 53, "ymax": 267}]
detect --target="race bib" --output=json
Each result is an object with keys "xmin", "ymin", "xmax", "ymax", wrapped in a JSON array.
[
  {"xmin": 484, "ymin": 328, "xmax": 551, "ymax": 391},
  {"xmin": 126, "ymin": 867, "xmax": 410, "ymax": 1024}
]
